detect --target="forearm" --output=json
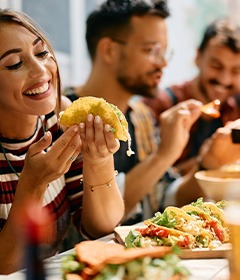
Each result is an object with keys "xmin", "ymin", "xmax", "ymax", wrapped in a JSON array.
[
  {"xmin": 124, "ymin": 149, "xmax": 176, "ymax": 215},
  {"xmin": 81, "ymin": 156, "xmax": 124, "ymax": 238},
  {"xmin": 175, "ymin": 163, "xmax": 206, "ymax": 207}
]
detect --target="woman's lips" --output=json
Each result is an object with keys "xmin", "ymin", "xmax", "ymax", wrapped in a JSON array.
[{"xmin": 24, "ymin": 82, "xmax": 49, "ymax": 95}]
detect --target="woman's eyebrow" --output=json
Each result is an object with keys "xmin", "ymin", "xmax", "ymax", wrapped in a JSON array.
[
  {"xmin": 33, "ymin": 37, "xmax": 41, "ymax": 46},
  {"xmin": 0, "ymin": 48, "xmax": 22, "ymax": 60},
  {"xmin": 0, "ymin": 37, "xmax": 42, "ymax": 61}
]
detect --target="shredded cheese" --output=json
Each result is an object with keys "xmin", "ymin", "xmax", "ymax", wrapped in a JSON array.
[{"xmin": 125, "ymin": 129, "xmax": 135, "ymax": 157}]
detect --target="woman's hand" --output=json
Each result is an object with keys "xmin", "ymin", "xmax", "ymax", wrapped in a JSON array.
[
  {"xmin": 21, "ymin": 125, "xmax": 81, "ymax": 188},
  {"xmin": 79, "ymin": 114, "xmax": 120, "ymax": 164}
]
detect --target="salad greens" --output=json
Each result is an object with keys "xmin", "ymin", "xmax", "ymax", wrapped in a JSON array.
[
  {"xmin": 149, "ymin": 211, "xmax": 176, "ymax": 228},
  {"xmin": 61, "ymin": 252, "xmax": 190, "ymax": 280},
  {"xmin": 125, "ymin": 229, "xmax": 182, "ymax": 248}
]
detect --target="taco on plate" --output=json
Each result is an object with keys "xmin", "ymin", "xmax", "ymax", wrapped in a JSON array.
[
  {"xmin": 125, "ymin": 221, "xmax": 195, "ymax": 249},
  {"xmin": 190, "ymin": 198, "xmax": 228, "ymax": 228},
  {"xmin": 181, "ymin": 203, "xmax": 229, "ymax": 244},
  {"xmin": 148, "ymin": 206, "xmax": 213, "ymax": 248}
]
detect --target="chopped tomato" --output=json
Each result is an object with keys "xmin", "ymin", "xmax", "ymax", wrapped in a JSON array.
[
  {"xmin": 177, "ymin": 236, "xmax": 190, "ymax": 247},
  {"xmin": 136, "ymin": 225, "xmax": 191, "ymax": 248},
  {"xmin": 199, "ymin": 213, "xmax": 207, "ymax": 220},
  {"xmin": 206, "ymin": 221, "xmax": 224, "ymax": 242},
  {"xmin": 137, "ymin": 225, "xmax": 169, "ymax": 238}
]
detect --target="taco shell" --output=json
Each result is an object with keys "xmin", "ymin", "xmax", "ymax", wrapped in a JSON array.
[
  {"xmin": 144, "ymin": 220, "xmax": 195, "ymax": 241},
  {"xmin": 59, "ymin": 96, "xmax": 128, "ymax": 141},
  {"xmin": 202, "ymin": 202, "xmax": 228, "ymax": 227},
  {"xmin": 164, "ymin": 206, "xmax": 197, "ymax": 222},
  {"xmin": 181, "ymin": 204, "xmax": 229, "ymax": 242}
]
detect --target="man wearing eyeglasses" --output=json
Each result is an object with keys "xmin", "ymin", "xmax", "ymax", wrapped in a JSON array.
[
  {"xmin": 64, "ymin": 0, "xmax": 204, "ymax": 224},
  {"xmin": 145, "ymin": 18, "xmax": 240, "ymax": 175}
]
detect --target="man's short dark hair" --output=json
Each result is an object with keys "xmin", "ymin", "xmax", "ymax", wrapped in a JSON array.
[
  {"xmin": 86, "ymin": 0, "xmax": 170, "ymax": 60},
  {"xmin": 199, "ymin": 17, "xmax": 240, "ymax": 53}
]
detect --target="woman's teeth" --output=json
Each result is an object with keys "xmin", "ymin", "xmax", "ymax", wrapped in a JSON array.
[{"xmin": 25, "ymin": 82, "xmax": 49, "ymax": 95}]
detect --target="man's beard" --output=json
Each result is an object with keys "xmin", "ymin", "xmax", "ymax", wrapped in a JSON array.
[{"xmin": 117, "ymin": 75, "xmax": 159, "ymax": 98}]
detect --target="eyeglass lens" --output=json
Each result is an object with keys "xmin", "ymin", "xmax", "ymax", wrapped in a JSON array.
[{"xmin": 150, "ymin": 45, "xmax": 174, "ymax": 63}]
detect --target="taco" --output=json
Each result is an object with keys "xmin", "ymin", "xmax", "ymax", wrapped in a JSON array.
[
  {"xmin": 190, "ymin": 198, "xmax": 228, "ymax": 228},
  {"xmin": 59, "ymin": 96, "xmax": 129, "ymax": 142},
  {"xmin": 125, "ymin": 222, "xmax": 195, "ymax": 249},
  {"xmin": 181, "ymin": 204, "xmax": 230, "ymax": 243},
  {"xmin": 148, "ymin": 206, "xmax": 213, "ymax": 248},
  {"xmin": 61, "ymin": 240, "xmax": 190, "ymax": 280}
]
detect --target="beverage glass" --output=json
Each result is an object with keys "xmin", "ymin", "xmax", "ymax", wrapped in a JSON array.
[{"xmin": 225, "ymin": 202, "xmax": 240, "ymax": 280}]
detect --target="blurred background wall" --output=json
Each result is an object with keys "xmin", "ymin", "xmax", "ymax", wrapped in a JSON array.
[{"xmin": 0, "ymin": 0, "xmax": 239, "ymax": 89}]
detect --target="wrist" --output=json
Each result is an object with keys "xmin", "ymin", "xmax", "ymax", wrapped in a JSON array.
[{"xmin": 156, "ymin": 145, "xmax": 179, "ymax": 167}]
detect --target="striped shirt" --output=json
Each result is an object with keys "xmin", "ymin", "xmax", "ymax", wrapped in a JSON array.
[{"xmin": 0, "ymin": 111, "xmax": 83, "ymax": 256}]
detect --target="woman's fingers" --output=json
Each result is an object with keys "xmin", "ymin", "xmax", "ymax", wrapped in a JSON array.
[
  {"xmin": 49, "ymin": 125, "xmax": 81, "ymax": 162},
  {"xmin": 104, "ymin": 124, "xmax": 120, "ymax": 153},
  {"xmin": 79, "ymin": 115, "xmax": 95, "ymax": 154},
  {"xmin": 79, "ymin": 114, "xmax": 119, "ymax": 157},
  {"xmin": 27, "ymin": 131, "xmax": 52, "ymax": 158}
]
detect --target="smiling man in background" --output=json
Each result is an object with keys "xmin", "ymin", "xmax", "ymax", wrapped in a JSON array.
[{"xmin": 145, "ymin": 18, "xmax": 240, "ymax": 174}]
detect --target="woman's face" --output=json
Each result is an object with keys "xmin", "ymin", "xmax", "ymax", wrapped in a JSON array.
[{"xmin": 0, "ymin": 23, "xmax": 58, "ymax": 117}]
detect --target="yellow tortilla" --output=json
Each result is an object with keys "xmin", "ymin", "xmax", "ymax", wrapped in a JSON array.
[
  {"xmin": 202, "ymin": 202, "xmax": 227, "ymax": 227},
  {"xmin": 181, "ymin": 205, "xmax": 230, "ymax": 243},
  {"xmin": 164, "ymin": 206, "xmax": 197, "ymax": 222},
  {"xmin": 59, "ymin": 96, "xmax": 128, "ymax": 141},
  {"xmin": 164, "ymin": 206, "xmax": 213, "ymax": 241},
  {"xmin": 144, "ymin": 220, "xmax": 195, "ymax": 241}
]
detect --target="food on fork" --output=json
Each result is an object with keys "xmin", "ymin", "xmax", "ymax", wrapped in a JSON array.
[
  {"xmin": 200, "ymin": 99, "xmax": 221, "ymax": 118},
  {"xmin": 59, "ymin": 96, "xmax": 135, "ymax": 156},
  {"xmin": 61, "ymin": 240, "xmax": 190, "ymax": 280}
]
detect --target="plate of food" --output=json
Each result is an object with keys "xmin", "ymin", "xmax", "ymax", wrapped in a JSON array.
[
  {"xmin": 114, "ymin": 198, "xmax": 232, "ymax": 259},
  {"xmin": 61, "ymin": 240, "xmax": 191, "ymax": 279}
]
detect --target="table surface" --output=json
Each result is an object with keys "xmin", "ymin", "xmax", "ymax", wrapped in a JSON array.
[{"xmin": 0, "ymin": 233, "xmax": 230, "ymax": 280}]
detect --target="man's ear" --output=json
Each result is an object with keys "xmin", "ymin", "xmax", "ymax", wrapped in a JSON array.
[
  {"xmin": 195, "ymin": 48, "xmax": 201, "ymax": 67},
  {"xmin": 97, "ymin": 37, "xmax": 118, "ymax": 64}
]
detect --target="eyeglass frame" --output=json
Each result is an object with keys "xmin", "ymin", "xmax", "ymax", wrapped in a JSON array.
[{"xmin": 111, "ymin": 38, "xmax": 173, "ymax": 64}]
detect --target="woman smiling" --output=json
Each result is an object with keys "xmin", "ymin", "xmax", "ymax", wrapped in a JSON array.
[{"xmin": 0, "ymin": 9, "xmax": 124, "ymax": 274}]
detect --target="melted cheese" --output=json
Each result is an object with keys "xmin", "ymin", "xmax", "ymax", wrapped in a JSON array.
[{"xmin": 125, "ymin": 128, "xmax": 135, "ymax": 157}]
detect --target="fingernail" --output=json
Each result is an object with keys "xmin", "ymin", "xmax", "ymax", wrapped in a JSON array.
[
  {"xmin": 87, "ymin": 114, "xmax": 93, "ymax": 121},
  {"xmin": 43, "ymin": 131, "xmax": 51, "ymax": 140},
  {"xmin": 80, "ymin": 123, "xmax": 85, "ymax": 129},
  {"xmin": 95, "ymin": 115, "xmax": 101, "ymax": 123},
  {"xmin": 105, "ymin": 124, "xmax": 110, "ymax": 132},
  {"xmin": 73, "ymin": 126, "xmax": 78, "ymax": 132}
]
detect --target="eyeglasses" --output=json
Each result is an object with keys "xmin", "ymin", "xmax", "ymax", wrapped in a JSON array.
[{"xmin": 112, "ymin": 38, "xmax": 173, "ymax": 64}]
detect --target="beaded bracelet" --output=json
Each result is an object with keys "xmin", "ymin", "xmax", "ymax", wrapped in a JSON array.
[{"xmin": 80, "ymin": 170, "xmax": 118, "ymax": 192}]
